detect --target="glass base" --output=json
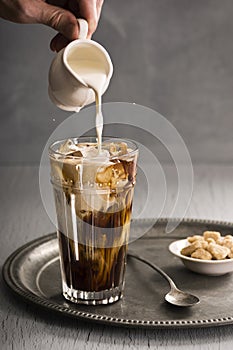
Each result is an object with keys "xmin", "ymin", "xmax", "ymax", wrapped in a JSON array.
[{"xmin": 62, "ymin": 282, "xmax": 124, "ymax": 305}]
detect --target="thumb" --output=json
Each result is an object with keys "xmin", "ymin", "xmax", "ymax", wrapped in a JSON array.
[{"xmin": 35, "ymin": 2, "xmax": 79, "ymax": 41}]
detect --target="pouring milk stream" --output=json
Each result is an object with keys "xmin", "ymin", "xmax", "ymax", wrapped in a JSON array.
[{"xmin": 48, "ymin": 19, "xmax": 113, "ymax": 151}]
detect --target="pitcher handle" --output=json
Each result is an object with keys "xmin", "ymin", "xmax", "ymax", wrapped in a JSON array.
[{"xmin": 77, "ymin": 18, "xmax": 88, "ymax": 39}]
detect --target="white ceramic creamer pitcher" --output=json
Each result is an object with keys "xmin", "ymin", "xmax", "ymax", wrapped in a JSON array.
[{"xmin": 48, "ymin": 19, "xmax": 113, "ymax": 112}]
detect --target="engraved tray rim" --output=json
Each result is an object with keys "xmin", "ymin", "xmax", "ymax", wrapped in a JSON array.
[{"xmin": 2, "ymin": 218, "xmax": 233, "ymax": 329}]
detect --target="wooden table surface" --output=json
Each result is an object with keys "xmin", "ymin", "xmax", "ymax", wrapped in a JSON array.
[{"xmin": 1, "ymin": 165, "xmax": 233, "ymax": 350}]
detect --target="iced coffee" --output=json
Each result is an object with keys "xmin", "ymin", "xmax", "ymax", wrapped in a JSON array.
[{"xmin": 49, "ymin": 137, "xmax": 138, "ymax": 304}]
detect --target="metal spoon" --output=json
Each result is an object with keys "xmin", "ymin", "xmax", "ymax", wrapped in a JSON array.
[{"xmin": 128, "ymin": 253, "xmax": 200, "ymax": 307}]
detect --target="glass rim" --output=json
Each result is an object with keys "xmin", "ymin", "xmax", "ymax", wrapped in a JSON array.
[{"xmin": 48, "ymin": 136, "xmax": 138, "ymax": 159}]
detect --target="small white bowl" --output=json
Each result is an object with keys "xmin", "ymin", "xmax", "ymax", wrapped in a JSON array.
[{"xmin": 168, "ymin": 239, "xmax": 233, "ymax": 276}]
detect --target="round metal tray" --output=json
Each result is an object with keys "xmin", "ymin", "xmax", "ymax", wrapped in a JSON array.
[{"xmin": 2, "ymin": 219, "xmax": 233, "ymax": 329}]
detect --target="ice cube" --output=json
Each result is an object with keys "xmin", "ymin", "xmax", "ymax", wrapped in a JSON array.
[
  {"xmin": 96, "ymin": 161, "xmax": 127, "ymax": 188},
  {"xmin": 58, "ymin": 139, "xmax": 81, "ymax": 155}
]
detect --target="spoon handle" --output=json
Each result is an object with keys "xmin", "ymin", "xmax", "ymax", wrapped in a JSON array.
[{"xmin": 128, "ymin": 253, "xmax": 177, "ymax": 290}]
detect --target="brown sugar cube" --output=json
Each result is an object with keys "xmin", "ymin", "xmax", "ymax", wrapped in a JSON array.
[
  {"xmin": 228, "ymin": 248, "xmax": 233, "ymax": 259},
  {"xmin": 222, "ymin": 237, "xmax": 233, "ymax": 249},
  {"xmin": 207, "ymin": 243, "xmax": 230, "ymax": 260},
  {"xmin": 181, "ymin": 240, "xmax": 207, "ymax": 256},
  {"xmin": 216, "ymin": 238, "xmax": 223, "ymax": 245},
  {"xmin": 203, "ymin": 231, "xmax": 221, "ymax": 241},
  {"xmin": 206, "ymin": 238, "xmax": 216, "ymax": 244},
  {"xmin": 225, "ymin": 235, "xmax": 233, "ymax": 239},
  {"xmin": 187, "ymin": 235, "xmax": 204, "ymax": 243},
  {"xmin": 191, "ymin": 248, "xmax": 212, "ymax": 260},
  {"xmin": 222, "ymin": 235, "xmax": 233, "ymax": 249}
]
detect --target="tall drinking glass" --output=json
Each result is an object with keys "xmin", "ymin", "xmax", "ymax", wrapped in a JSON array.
[{"xmin": 49, "ymin": 137, "xmax": 138, "ymax": 305}]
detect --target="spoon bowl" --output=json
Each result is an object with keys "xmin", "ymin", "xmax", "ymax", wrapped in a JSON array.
[
  {"xmin": 165, "ymin": 288, "xmax": 200, "ymax": 307},
  {"xmin": 128, "ymin": 253, "xmax": 200, "ymax": 307}
]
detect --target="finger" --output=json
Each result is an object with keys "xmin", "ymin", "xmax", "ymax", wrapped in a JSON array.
[
  {"xmin": 96, "ymin": 0, "xmax": 104, "ymax": 21},
  {"xmin": 50, "ymin": 33, "xmax": 70, "ymax": 52},
  {"xmin": 35, "ymin": 1, "xmax": 79, "ymax": 41},
  {"xmin": 78, "ymin": 0, "xmax": 98, "ymax": 38}
]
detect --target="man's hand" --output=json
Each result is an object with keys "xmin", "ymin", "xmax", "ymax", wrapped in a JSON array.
[{"xmin": 0, "ymin": 0, "xmax": 104, "ymax": 51}]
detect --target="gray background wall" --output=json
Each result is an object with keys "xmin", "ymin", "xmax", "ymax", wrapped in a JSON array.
[{"xmin": 0, "ymin": 0, "xmax": 233, "ymax": 164}]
